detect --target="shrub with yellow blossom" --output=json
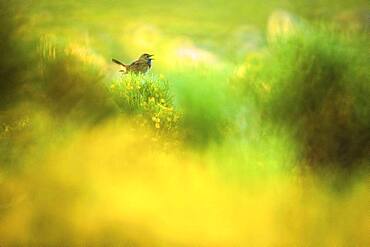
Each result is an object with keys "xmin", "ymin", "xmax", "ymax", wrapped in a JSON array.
[{"xmin": 108, "ymin": 73, "xmax": 181, "ymax": 135}]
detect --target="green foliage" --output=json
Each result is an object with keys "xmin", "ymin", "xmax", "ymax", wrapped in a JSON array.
[
  {"xmin": 36, "ymin": 37, "xmax": 118, "ymax": 124},
  {"xmin": 238, "ymin": 29, "xmax": 370, "ymax": 169},
  {"xmin": 108, "ymin": 73, "xmax": 180, "ymax": 134},
  {"xmin": 0, "ymin": 0, "xmax": 31, "ymax": 109},
  {"xmin": 167, "ymin": 69, "xmax": 237, "ymax": 146}
]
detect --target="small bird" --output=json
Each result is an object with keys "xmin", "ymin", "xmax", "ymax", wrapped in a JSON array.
[{"xmin": 112, "ymin": 53, "xmax": 154, "ymax": 74}]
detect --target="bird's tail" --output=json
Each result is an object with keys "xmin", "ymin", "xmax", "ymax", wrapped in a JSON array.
[{"xmin": 112, "ymin": 58, "xmax": 128, "ymax": 72}]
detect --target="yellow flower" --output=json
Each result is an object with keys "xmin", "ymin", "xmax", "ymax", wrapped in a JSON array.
[
  {"xmin": 126, "ymin": 84, "xmax": 133, "ymax": 90},
  {"xmin": 155, "ymin": 122, "xmax": 160, "ymax": 129}
]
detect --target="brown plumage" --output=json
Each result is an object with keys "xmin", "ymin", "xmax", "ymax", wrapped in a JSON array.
[{"xmin": 112, "ymin": 54, "xmax": 154, "ymax": 74}]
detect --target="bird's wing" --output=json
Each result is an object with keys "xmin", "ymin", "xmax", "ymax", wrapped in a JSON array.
[
  {"xmin": 129, "ymin": 60, "xmax": 142, "ymax": 66},
  {"xmin": 129, "ymin": 60, "xmax": 146, "ymax": 71}
]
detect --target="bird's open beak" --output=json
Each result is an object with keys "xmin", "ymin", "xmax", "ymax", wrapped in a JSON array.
[{"xmin": 149, "ymin": 54, "xmax": 154, "ymax": 57}]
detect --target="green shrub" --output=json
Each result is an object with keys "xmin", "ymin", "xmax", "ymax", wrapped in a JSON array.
[
  {"xmin": 0, "ymin": 0, "xmax": 31, "ymax": 109},
  {"xmin": 238, "ymin": 29, "xmax": 369, "ymax": 169},
  {"xmin": 108, "ymin": 73, "xmax": 180, "ymax": 135},
  {"xmin": 36, "ymin": 37, "xmax": 118, "ymax": 124},
  {"xmin": 167, "ymin": 69, "xmax": 237, "ymax": 147}
]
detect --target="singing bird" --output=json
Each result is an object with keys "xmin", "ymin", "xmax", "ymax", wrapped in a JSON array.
[{"xmin": 112, "ymin": 53, "xmax": 154, "ymax": 74}]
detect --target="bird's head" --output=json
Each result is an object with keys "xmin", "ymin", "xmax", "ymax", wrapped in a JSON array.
[{"xmin": 139, "ymin": 53, "xmax": 154, "ymax": 66}]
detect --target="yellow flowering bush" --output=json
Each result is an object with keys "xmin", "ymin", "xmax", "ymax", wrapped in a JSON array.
[{"xmin": 108, "ymin": 73, "xmax": 181, "ymax": 135}]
